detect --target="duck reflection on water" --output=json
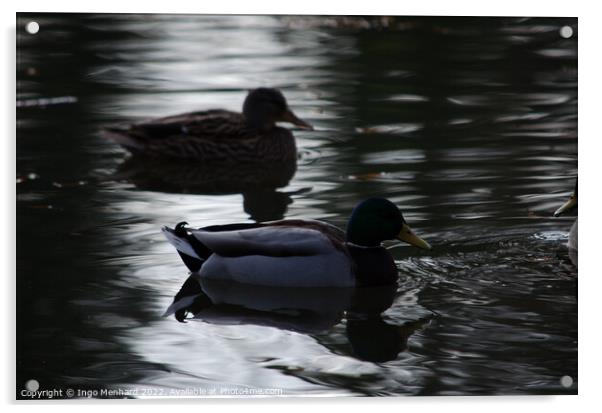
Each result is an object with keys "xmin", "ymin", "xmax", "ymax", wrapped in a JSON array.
[
  {"xmin": 164, "ymin": 276, "xmax": 433, "ymax": 363},
  {"xmin": 111, "ymin": 155, "xmax": 301, "ymax": 222}
]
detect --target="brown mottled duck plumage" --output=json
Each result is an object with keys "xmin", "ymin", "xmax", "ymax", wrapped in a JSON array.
[{"xmin": 104, "ymin": 88, "xmax": 313, "ymax": 162}]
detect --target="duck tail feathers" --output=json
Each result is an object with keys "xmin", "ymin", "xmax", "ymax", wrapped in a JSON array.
[{"xmin": 162, "ymin": 223, "xmax": 207, "ymax": 272}]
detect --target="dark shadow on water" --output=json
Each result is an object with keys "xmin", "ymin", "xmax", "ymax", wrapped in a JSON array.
[{"xmin": 165, "ymin": 276, "xmax": 432, "ymax": 363}]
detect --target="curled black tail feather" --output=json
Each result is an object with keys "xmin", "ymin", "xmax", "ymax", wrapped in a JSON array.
[
  {"xmin": 175, "ymin": 221, "xmax": 189, "ymax": 236},
  {"xmin": 174, "ymin": 222, "xmax": 214, "ymax": 260},
  {"xmin": 164, "ymin": 222, "xmax": 212, "ymax": 272}
]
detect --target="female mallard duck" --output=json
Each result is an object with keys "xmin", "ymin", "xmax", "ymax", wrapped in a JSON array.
[
  {"xmin": 104, "ymin": 88, "xmax": 313, "ymax": 162},
  {"xmin": 554, "ymin": 179, "xmax": 577, "ymax": 265},
  {"xmin": 162, "ymin": 198, "xmax": 431, "ymax": 287}
]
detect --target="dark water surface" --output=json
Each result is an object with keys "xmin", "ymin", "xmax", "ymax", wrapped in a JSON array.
[{"xmin": 16, "ymin": 14, "xmax": 577, "ymax": 397}]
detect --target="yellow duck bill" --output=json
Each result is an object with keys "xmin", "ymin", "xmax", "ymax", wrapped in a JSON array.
[
  {"xmin": 397, "ymin": 223, "xmax": 432, "ymax": 250},
  {"xmin": 554, "ymin": 192, "xmax": 577, "ymax": 217}
]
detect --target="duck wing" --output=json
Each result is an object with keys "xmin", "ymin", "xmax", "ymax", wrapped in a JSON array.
[
  {"xmin": 130, "ymin": 109, "xmax": 247, "ymax": 140},
  {"xmin": 190, "ymin": 220, "xmax": 347, "ymax": 257},
  {"xmin": 104, "ymin": 110, "xmax": 251, "ymax": 152}
]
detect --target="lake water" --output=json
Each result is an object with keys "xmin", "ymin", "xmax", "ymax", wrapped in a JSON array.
[{"xmin": 16, "ymin": 14, "xmax": 577, "ymax": 397}]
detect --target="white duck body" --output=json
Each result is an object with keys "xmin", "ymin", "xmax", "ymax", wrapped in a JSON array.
[
  {"xmin": 165, "ymin": 223, "xmax": 356, "ymax": 288},
  {"xmin": 568, "ymin": 218, "xmax": 577, "ymax": 251},
  {"xmin": 568, "ymin": 218, "xmax": 577, "ymax": 267}
]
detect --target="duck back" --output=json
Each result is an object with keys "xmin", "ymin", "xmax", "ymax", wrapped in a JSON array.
[{"xmin": 105, "ymin": 110, "xmax": 297, "ymax": 162}]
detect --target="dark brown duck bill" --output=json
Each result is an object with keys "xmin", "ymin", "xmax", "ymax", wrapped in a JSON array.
[
  {"xmin": 397, "ymin": 223, "xmax": 432, "ymax": 250},
  {"xmin": 281, "ymin": 108, "xmax": 314, "ymax": 130}
]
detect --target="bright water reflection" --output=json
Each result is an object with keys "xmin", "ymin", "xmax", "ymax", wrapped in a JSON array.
[{"xmin": 17, "ymin": 14, "xmax": 576, "ymax": 396}]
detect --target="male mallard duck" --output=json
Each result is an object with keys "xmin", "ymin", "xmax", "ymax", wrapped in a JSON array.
[
  {"xmin": 554, "ymin": 179, "xmax": 577, "ymax": 265},
  {"xmin": 104, "ymin": 88, "xmax": 313, "ymax": 162},
  {"xmin": 162, "ymin": 198, "xmax": 431, "ymax": 288}
]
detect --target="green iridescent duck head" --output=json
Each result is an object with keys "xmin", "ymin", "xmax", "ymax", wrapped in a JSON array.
[
  {"xmin": 346, "ymin": 198, "xmax": 431, "ymax": 249},
  {"xmin": 242, "ymin": 88, "xmax": 313, "ymax": 131}
]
